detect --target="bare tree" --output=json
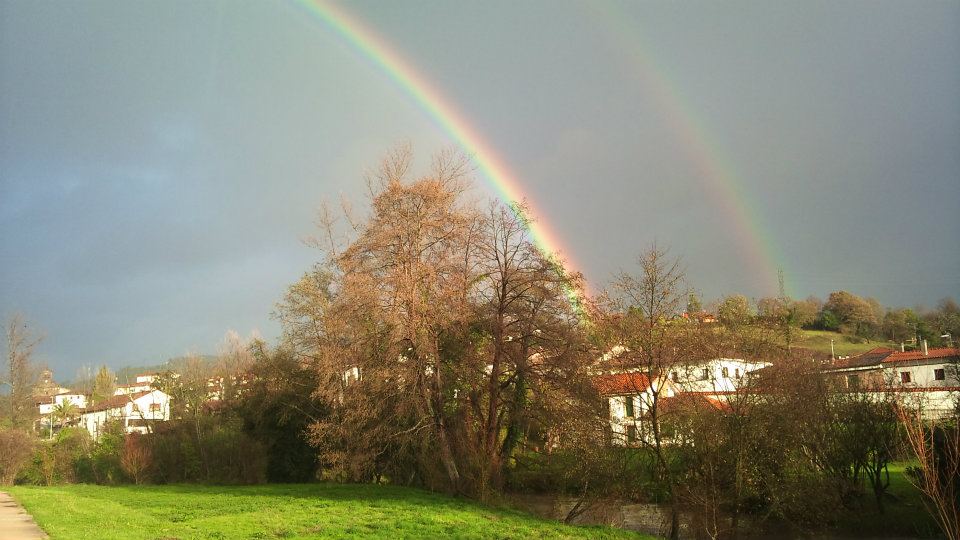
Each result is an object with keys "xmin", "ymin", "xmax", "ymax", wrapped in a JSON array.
[
  {"xmin": 898, "ymin": 406, "xmax": 960, "ymax": 540},
  {"xmin": 4, "ymin": 314, "xmax": 42, "ymax": 429},
  {"xmin": 592, "ymin": 244, "xmax": 696, "ymax": 540},
  {"xmin": 213, "ymin": 329, "xmax": 257, "ymax": 404},
  {"xmin": 120, "ymin": 433, "xmax": 152, "ymax": 485}
]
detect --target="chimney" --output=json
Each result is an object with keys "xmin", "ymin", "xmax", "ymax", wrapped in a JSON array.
[{"xmin": 923, "ymin": 340, "xmax": 928, "ymax": 356}]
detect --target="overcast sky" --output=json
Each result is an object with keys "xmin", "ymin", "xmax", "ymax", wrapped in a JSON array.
[{"xmin": 2, "ymin": 0, "xmax": 958, "ymax": 376}]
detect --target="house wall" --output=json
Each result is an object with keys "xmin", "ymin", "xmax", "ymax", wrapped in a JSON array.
[
  {"xmin": 79, "ymin": 409, "xmax": 112, "ymax": 439},
  {"xmin": 671, "ymin": 358, "xmax": 770, "ymax": 394},
  {"xmin": 124, "ymin": 391, "xmax": 171, "ymax": 434},
  {"xmin": 54, "ymin": 393, "xmax": 87, "ymax": 409},
  {"xmin": 883, "ymin": 361, "xmax": 960, "ymax": 388},
  {"xmin": 606, "ymin": 382, "xmax": 674, "ymax": 446},
  {"xmin": 115, "ymin": 383, "xmax": 153, "ymax": 395}
]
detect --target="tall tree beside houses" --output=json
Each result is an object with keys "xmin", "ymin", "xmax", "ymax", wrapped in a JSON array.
[
  {"xmin": 91, "ymin": 365, "xmax": 116, "ymax": 405},
  {"xmin": 281, "ymin": 147, "xmax": 588, "ymax": 497},
  {"xmin": 590, "ymin": 244, "xmax": 698, "ymax": 540}
]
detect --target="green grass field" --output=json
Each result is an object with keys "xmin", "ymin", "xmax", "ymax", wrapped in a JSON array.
[
  {"xmin": 6, "ymin": 483, "xmax": 647, "ymax": 540},
  {"xmin": 832, "ymin": 462, "xmax": 941, "ymax": 538},
  {"xmin": 798, "ymin": 329, "xmax": 894, "ymax": 356}
]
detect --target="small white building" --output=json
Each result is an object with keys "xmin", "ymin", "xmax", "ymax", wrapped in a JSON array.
[
  {"xmin": 36, "ymin": 392, "xmax": 88, "ymax": 420},
  {"xmin": 668, "ymin": 358, "xmax": 771, "ymax": 394},
  {"xmin": 595, "ymin": 371, "xmax": 676, "ymax": 446},
  {"xmin": 114, "ymin": 373, "xmax": 158, "ymax": 396},
  {"xmin": 79, "ymin": 389, "xmax": 171, "ymax": 438}
]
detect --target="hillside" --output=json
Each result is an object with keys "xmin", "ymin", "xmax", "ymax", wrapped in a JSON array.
[{"xmin": 797, "ymin": 330, "xmax": 895, "ymax": 357}]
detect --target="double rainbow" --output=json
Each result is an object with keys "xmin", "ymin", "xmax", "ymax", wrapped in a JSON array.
[{"xmin": 291, "ymin": 0, "xmax": 786, "ymax": 301}]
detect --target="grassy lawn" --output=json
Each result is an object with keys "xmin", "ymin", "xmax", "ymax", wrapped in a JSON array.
[
  {"xmin": 6, "ymin": 483, "xmax": 647, "ymax": 540},
  {"xmin": 798, "ymin": 330, "xmax": 894, "ymax": 357},
  {"xmin": 832, "ymin": 462, "xmax": 942, "ymax": 538}
]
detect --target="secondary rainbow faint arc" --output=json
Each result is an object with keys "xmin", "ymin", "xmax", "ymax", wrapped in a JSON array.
[
  {"xmin": 589, "ymin": 2, "xmax": 787, "ymax": 296},
  {"xmin": 293, "ymin": 0, "xmax": 585, "ymax": 296}
]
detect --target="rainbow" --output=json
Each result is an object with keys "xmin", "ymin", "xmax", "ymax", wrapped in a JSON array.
[
  {"xmin": 290, "ymin": 0, "xmax": 787, "ymax": 302},
  {"xmin": 291, "ymin": 0, "xmax": 585, "ymax": 303},
  {"xmin": 586, "ymin": 3, "xmax": 787, "ymax": 296}
]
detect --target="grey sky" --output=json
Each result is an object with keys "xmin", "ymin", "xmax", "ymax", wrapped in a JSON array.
[{"xmin": 1, "ymin": 0, "xmax": 958, "ymax": 376}]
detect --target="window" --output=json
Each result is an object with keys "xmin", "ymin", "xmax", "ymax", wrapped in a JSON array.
[
  {"xmin": 735, "ymin": 368, "xmax": 741, "ymax": 378},
  {"xmin": 149, "ymin": 403, "xmax": 161, "ymax": 412},
  {"xmin": 934, "ymin": 369, "xmax": 945, "ymax": 381},
  {"xmin": 624, "ymin": 396, "xmax": 635, "ymax": 418},
  {"xmin": 721, "ymin": 367, "xmax": 729, "ymax": 378},
  {"xmin": 626, "ymin": 425, "xmax": 637, "ymax": 443},
  {"xmin": 900, "ymin": 371, "xmax": 912, "ymax": 384},
  {"xmin": 847, "ymin": 374, "xmax": 860, "ymax": 389},
  {"xmin": 701, "ymin": 368, "xmax": 710, "ymax": 381},
  {"xmin": 670, "ymin": 371, "xmax": 679, "ymax": 382}
]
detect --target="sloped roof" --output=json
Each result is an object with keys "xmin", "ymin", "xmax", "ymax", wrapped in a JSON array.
[
  {"xmin": 85, "ymin": 391, "xmax": 151, "ymax": 413},
  {"xmin": 658, "ymin": 393, "xmax": 732, "ymax": 414},
  {"xmin": 831, "ymin": 347, "xmax": 895, "ymax": 369},
  {"xmin": 882, "ymin": 347, "xmax": 959, "ymax": 364},
  {"xmin": 594, "ymin": 372, "xmax": 652, "ymax": 395}
]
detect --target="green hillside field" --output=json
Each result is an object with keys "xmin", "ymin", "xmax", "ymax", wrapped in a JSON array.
[{"xmin": 797, "ymin": 329, "xmax": 895, "ymax": 357}]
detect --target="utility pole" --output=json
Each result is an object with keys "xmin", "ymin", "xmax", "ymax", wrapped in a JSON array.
[{"xmin": 830, "ymin": 339, "xmax": 835, "ymax": 360}]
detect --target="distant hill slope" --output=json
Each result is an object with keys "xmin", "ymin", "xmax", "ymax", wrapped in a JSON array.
[
  {"xmin": 798, "ymin": 330, "xmax": 895, "ymax": 357},
  {"xmin": 115, "ymin": 355, "xmax": 218, "ymax": 383}
]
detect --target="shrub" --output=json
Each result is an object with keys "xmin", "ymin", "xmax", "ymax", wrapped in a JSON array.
[
  {"xmin": 147, "ymin": 417, "xmax": 267, "ymax": 484},
  {"xmin": 89, "ymin": 421, "xmax": 128, "ymax": 484},
  {"xmin": 120, "ymin": 433, "xmax": 152, "ymax": 485},
  {"xmin": 0, "ymin": 428, "xmax": 35, "ymax": 484}
]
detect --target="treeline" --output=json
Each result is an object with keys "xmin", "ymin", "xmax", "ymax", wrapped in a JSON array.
[
  {"xmin": 710, "ymin": 290, "xmax": 959, "ymax": 346},
  {"xmin": 0, "ymin": 342, "xmax": 325, "ymax": 486}
]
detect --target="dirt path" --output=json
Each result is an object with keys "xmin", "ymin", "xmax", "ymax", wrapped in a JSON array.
[{"xmin": 0, "ymin": 492, "xmax": 48, "ymax": 539}]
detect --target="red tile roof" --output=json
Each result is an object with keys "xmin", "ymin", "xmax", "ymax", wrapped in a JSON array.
[
  {"xmin": 882, "ymin": 347, "xmax": 959, "ymax": 364},
  {"xmin": 85, "ymin": 391, "xmax": 151, "ymax": 413},
  {"xmin": 659, "ymin": 393, "xmax": 732, "ymax": 414},
  {"xmin": 594, "ymin": 372, "xmax": 652, "ymax": 395}
]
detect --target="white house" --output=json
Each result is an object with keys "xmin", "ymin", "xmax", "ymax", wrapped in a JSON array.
[
  {"xmin": 666, "ymin": 358, "xmax": 770, "ymax": 394},
  {"xmin": 824, "ymin": 346, "xmax": 959, "ymax": 419},
  {"xmin": 79, "ymin": 389, "xmax": 171, "ymax": 438},
  {"xmin": 36, "ymin": 392, "xmax": 88, "ymax": 426},
  {"xmin": 595, "ymin": 371, "xmax": 676, "ymax": 445},
  {"xmin": 54, "ymin": 392, "xmax": 88, "ymax": 409},
  {"xmin": 114, "ymin": 373, "xmax": 158, "ymax": 396},
  {"xmin": 594, "ymin": 356, "xmax": 769, "ymax": 446}
]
